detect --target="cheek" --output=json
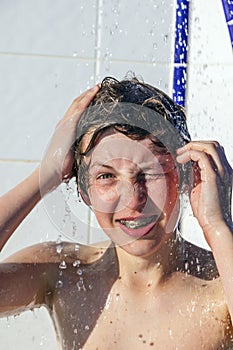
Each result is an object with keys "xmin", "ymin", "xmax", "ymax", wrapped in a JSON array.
[
  {"xmin": 163, "ymin": 176, "xmax": 180, "ymax": 216},
  {"xmin": 88, "ymin": 184, "xmax": 118, "ymax": 213},
  {"xmin": 148, "ymin": 176, "xmax": 179, "ymax": 213},
  {"xmin": 147, "ymin": 181, "xmax": 168, "ymax": 210}
]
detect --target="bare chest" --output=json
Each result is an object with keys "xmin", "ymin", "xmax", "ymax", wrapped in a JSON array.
[
  {"xmin": 52, "ymin": 272, "xmax": 232, "ymax": 350},
  {"xmin": 82, "ymin": 285, "xmax": 232, "ymax": 350}
]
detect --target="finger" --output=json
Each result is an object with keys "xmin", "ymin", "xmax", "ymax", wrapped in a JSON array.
[
  {"xmin": 64, "ymin": 84, "xmax": 101, "ymax": 120},
  {"xmin": 177, "ymin": 141, "xmax": 231, "ymax": 179},
  {"xmin": 176, "ymin": 148, "xmax": 218, "ymax": 183}
]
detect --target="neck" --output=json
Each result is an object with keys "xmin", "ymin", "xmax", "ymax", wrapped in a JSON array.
[{"xmin": 115, "ymin": 232, "xmax": 180, "ymax": 291}]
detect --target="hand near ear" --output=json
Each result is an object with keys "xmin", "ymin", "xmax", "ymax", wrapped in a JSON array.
[{"xmin": 176, "ymin": 141, "xmax": 232, "ymax": 245}]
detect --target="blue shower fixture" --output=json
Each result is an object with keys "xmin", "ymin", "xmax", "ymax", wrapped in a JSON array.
[
  {"xmin": 222, "ymin": 0, "xmax": 233, "ymax": 48},
  {"xmin": 172, "ymin": 0, "xmax": 190, "ymax": 107}
]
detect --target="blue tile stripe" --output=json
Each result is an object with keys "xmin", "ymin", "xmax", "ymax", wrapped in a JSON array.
[
  {"xmin": 222, "ymin": 0, "xmax": 233, "ymax": 48},
  {"xmin": 172, "ymin": 0, "xmax": 190, "ymax": 107}
]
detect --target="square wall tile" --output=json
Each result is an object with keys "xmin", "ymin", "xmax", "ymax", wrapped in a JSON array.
[
  {"xmin": 186, "ymin": 63, "xmax": 233, "ymax": 164},
  {"xmin": 189, "ymin": 0, "xmax": 232, "ymax": 64},
  {"xmin": 0, "ymin": 161, "xmax": 39, "ymax": 195},
  {"xmin": 99, "ymin": 0, "xmax": 175, "ymax": 63},
  {"xmin": 0, "ymin": 55, "xmax": 95, "ymax": 160},
  {"xmin": 0, "ymin": 308, "xmax": 57, "ymax": 350},
  {"xmin": 0, "ymin": 0, "xmax": 97, "ymax": 58}
]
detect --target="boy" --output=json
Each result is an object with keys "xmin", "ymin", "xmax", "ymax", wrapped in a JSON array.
[{"xmin": 0, "ymin": 77, "xmax": 233, "ymax": 349}]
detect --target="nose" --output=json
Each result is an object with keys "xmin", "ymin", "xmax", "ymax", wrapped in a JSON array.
[{"xmin": 116, "ymin": 179, "xmax": 147, "ymax": 210}]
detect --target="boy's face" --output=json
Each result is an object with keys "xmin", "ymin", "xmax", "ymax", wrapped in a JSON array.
[{"xmin": 81, "ymin": 129, "xmax": 180, "ymax": 257}]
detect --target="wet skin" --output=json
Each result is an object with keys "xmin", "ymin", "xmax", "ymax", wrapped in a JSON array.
[
  {"xmin": 1, "ymin": 241, "xmax": 232, "ymax": 350},
  {"xmin": 1, "ymin": 132, "xmax": 233, "ymax": 349},
  {"xmin": 84, "ymin": 131, "xmax": 180, "ymax": 257}
]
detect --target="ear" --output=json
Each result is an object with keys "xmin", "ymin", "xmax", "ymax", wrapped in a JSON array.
[{"xmin": 79, "ymin": 189, "xmax": 91, "ymax": 207}]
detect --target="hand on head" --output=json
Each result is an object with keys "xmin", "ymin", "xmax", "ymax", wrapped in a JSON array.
[{"xmin": 39, "ymin": 85, "xmax": 100, "ymax": 194}]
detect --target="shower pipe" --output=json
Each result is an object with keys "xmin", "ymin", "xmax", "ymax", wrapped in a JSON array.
[
  {"xmin": 172, "ymin": 0, "xmax": 190, "ymax": 107},
  {"xmin": 221, "ymin": 0, "xmax": 233, "ymax": 49}
]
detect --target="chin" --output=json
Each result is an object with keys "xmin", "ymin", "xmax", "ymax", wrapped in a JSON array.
[{"xmin": 118, "ymin": 232, "xmax": 165, "ymax": 257}]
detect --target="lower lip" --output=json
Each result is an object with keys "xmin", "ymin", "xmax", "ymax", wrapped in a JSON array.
[{"xmin": 118, "ymin": 220, "xmax": 157, "ymax": 239}]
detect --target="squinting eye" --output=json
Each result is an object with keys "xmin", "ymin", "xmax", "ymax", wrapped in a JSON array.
[{"xmin": 97, "ymin": 173, "xmax": 115, "ymax": 180}]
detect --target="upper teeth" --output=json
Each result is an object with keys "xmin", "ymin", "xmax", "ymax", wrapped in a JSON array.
[{"xmin": 119, "ymin": 216, "xmax": 157, "ymax": 229}]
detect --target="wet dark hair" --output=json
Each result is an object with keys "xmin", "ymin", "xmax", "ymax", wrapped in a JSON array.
[{"xmin": 74, "ymin": 76, "xmax": 191, "ymax": 197}]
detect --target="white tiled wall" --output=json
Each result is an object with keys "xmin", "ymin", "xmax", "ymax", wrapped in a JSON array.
[
  {"xmin": 0, "ymin": 0, "xmax": 232, "ymax": 348},
  {"xmin": 183, "ymin": 0, "xmax": 233, "ymax": 247}
]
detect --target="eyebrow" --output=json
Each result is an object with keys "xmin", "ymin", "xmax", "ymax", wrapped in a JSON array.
[
  {"xmin": 89, "ymin": 162, "xmax": 115, "ymax": 170},
  {"xmin": 89, "ymin": 158, "xmax": 174, "ymax": 172}
]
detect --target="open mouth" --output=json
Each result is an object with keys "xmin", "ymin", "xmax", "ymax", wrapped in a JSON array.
[
  {"xmin": 116, "ymin": 215, "xmax": 159, "ymax": 238},
  {"xmin": 117, "ymin": 215, "xmax": 158, "ymax": 229}
]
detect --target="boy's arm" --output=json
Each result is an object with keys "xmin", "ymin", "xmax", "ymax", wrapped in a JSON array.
[
  {"xmin": 0, "ymin": 242, "xmax": 59, "ymax": 318},
  {"xmin": 0, "ymin": 260, "xmax": 49, "ymax": 318},
  {"xmin": 0, "ymin": 85, "xmax": 100, "ymax": 252},
  {"xmin": 0, "ymin": 168, "xmax": 41, "ymax": 251},
  {"xmin": 0, "ymin": 85, "xmax": 101, "ymax": 317},
  {"xmin": 176, "ymin": 141, "xmax": 233, "ymax": 320}
]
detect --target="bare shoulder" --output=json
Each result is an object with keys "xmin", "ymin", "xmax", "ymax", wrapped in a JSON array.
[
  {"xmin": 2, "ymin": 240, "xmax": 112, "ymax": 265},
  {"xmin": 172, "ymin": 271, "xmax": 228, "ymax": 318},
  {"xmin": 174, "ymin": 270, "xmax": 225, "ymax": 296}
]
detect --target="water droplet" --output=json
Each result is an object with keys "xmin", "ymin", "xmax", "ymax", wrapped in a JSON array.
[
  {"xmin": 75, "ymin": 244, "xmax": 80, "ymax": 251},
  {"xmin": 74, "ymin": 328, "xmax": 78, "ymax": 334},
  {"xmin": 85, "ymin": 325, "xmax": 90, "ymax": 330},
  {"xmin": 56, "ymin": 280, "xmax": 63, "ymax": 288},
  {"xmin": 163, "ymin": 33, "xmax": 168, "ymax": 43},
  {"xmin": 6, "ymin": 317, "xmax": 10, "ymax": 328},
  {"xmin": 56, "ymin": 244, "xmax": 63, "ymax": 254},
  {"xmin": 59, "ymin": 261, "xmax": 67, "ymax": 270},
  {"xmin": 169, "ymin": 328, "xmax": 172, "ymax": 337},
  {"xmin": 77, "ymin": 268, "xmax": 83, "ymax": 276},
  {"xmin": 76, "ymin": 278, "xmax": 86, "ymax": 291},
  {"xmin": 56, "ymin": 235, "xmax": 62, "ymax": 244},
  {"xmin": 73, "ymin": 259, "xmax": 80, "ymax": 267},
  {"xmin": 91, "ymin": 27, "xmax": 96, "ymax": 35}
]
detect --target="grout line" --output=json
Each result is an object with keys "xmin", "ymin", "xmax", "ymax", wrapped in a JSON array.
[
  {"xmin": 94, "ymin": 0, "xmax": 104, "ymax": 82},
  {"xmin": 1, "ymin": 50, "xmax": 229, "ymax": 67},
  {"xmin": 0, "ymin": 51, "xmax": 95, "ymax": 61},
  {"xmin": 184, "ymin": 61, "xmax": 233, "ymax": 67},
  {"xmin": 0, "ymin": 159, "xmax": 40, "ymax": 164},
  {"xmin": 0, "ymin": 50, "xmax": 181, "ymax": 66},
  {"xmin": 87, "ymin": 0, "xmax": 104, "ymax": 244}
]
